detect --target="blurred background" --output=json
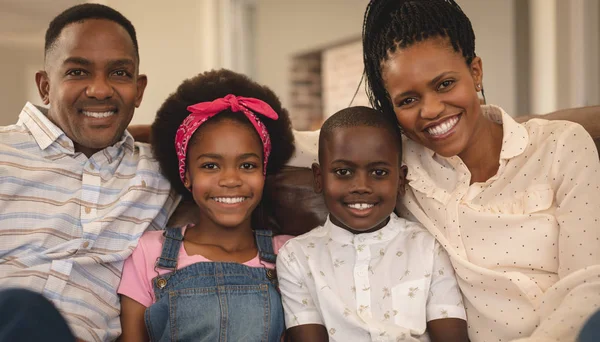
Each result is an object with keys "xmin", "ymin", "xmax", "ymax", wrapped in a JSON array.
[{"xmin": 0, "ymin": 0, "xmax": 598, "ymax": 130}]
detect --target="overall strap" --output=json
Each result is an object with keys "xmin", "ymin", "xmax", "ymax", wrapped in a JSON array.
[
  {"xmin": 155, "ymin": 227, "xmax": 184, "ymax": 271},
  {"xmin": 254, "ymin": 230, "xmax": 277, "ymax": 264}
]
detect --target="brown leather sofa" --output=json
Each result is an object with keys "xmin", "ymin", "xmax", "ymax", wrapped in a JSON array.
[{"xmin": 168, "ymin": 117, "xmax": 600, "ymax": 236}]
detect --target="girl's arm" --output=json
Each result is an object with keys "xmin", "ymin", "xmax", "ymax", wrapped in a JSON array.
[
  {"xmin": 427, "ymin": 318, "xmax": 468, "ymax": 342},
  {"xmin": 285, "ymin": 325, "xmax": 329, "ymax": 342},
  {"xmin": 119, "ymin": 295, "xmax": 149, "ymax": 342}
]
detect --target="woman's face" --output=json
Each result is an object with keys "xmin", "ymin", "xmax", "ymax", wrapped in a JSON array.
[{"xmin": 381, "ymin": 37, "xmax": 484, "ymax": 158}]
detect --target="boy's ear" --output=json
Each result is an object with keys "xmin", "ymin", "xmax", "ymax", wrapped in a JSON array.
[
  {"xmin": 311, "ymin": 163, "xmax": 323, "ymax": 194},
  {"xmin": 397, "ymin": 165, "xmax": 408, "ymax": 197}
]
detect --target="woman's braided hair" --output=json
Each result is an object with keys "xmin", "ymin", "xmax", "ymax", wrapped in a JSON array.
[{"xmin": 362, "ymin": 0, "xmax": 477, "ymax": 120}]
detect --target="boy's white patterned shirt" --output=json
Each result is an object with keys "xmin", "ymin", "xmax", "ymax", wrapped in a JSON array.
[{"xmin": 277, "ymin": 213, "xmax": 466, "ymax": 342}]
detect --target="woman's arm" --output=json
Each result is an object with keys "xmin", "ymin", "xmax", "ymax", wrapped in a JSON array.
[
  {"xmin": 119, "ymin": 295, "xmax": 149, "ymax": 342},
  {"xmin": 427, "ymin": 318, "xmax": 468, "ymax": 342}
]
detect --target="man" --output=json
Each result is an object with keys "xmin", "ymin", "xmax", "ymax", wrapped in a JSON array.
[{"xmin": 0, "ymin": 4, "xmax": 177, "ymax": 341}]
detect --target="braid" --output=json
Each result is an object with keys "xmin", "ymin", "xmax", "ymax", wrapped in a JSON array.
[{"xmin": 362, "ymin": 0, "xmax": 476, "ymax": 121}]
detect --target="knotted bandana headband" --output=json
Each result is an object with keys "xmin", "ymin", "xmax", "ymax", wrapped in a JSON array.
[{"xmin": 175, "ymin": 94, "xmax": 278, "ymax": 185}]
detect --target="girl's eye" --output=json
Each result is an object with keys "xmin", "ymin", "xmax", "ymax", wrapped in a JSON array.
[
  {"xmin": 335, "ymin": 169, "xmax": 352, "ymax": 176},
  {"xmin": 201, "ymin": 163, "xmax": 218, "ymax": 169},
  {"xmin": 372, "ymin": 169, "xmax": 388, "ymax": 177},
  {"xmin": 438, "ymin": 79, "xmax": 455, "ymax": 90},
  {"xmin": 240, "ymin": 163, "xmax": 257, "ymax": 170}
]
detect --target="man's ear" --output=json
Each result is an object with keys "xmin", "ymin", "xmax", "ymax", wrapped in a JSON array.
[
  {"xmin": 35, "ymin": 71, "xmax": 50, "ymax": 105},
  {"xmin": 397, "ymin": 165, "xmax": 408, "ymax": 197},
  {"xmin": 311, "ymin": 163, "xmax": 323, "ymax": 194},
  {"xmin": 134, "ymin": 74, "xmax": 148, "ymax": 108}
]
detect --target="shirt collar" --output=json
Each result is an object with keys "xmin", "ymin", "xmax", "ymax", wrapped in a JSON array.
[
  {"xmin": 327, "ymin": 212, "xmax": 402, "ymax": 245},
  {"xmin": 18, "ymin": 102, "xmax": 135, "ymax": 155},
  {"xmin": 483, "ymin": 104, "xmax": 529, "ymax": 160}
]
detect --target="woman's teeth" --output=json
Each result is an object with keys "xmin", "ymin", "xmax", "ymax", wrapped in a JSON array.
[{"xmin": 426, "ymin": 115, "xmax": 459, "ymax": 136}]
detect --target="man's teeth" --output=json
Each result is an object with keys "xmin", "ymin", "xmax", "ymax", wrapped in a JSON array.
[
  {"xmin": 213, "ymin": 197, "xmax": 245, "ymax": 204},
  {"xmin": 82, "ymin": 111, "xmax": 115, "ymax": 118},
  {"xmin": 426, "ymin": 116, "xmax": 459, "ymax": 136},
  {"xmin": 347, "ymin": 203, "xmax": 374, "ymax": 210}
]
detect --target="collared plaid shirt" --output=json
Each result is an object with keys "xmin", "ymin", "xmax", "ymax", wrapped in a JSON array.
[{"xmin": 0, "ymin": 102, "xmax": 179, "ymax": 341}]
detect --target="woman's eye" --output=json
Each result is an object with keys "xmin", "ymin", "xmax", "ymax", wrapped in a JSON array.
[
  {"xmin": 398, "ymin": 97, "xmax": 417, "ymax": 107},
  {"xmin": 372, "ymin": 169, "xmax": 388, "ymax": 177},
  {"xmin": 438, "ymin": 79, "xmax": 455, "ymax": 90},
  {"xmin": 335, "ymin": 169, "xmax": 352, "ymax": 176},
  {"xmin": 241, "ymin": 163, "xmax": 256, "ymax": 170}
]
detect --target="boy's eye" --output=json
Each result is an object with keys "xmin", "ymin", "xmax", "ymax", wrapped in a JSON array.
[
  {"xmin": 335, "ymin": 169, "xmax": 352, "ymax": 176},
  {"xmin": 112, "ymin": 70, "xmax": 131, "ymax": 77},
  {"xmin": 240, "ymin": 163, "xmax": 257, "ymax": 170},
  {"xmin": 371, "ymin": 169, "xmax": 388, "ymax": 177}
]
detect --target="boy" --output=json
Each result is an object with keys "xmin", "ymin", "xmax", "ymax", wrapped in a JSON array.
[{"xmin": 276, "ymin": 106, "xmax": 468, "ymax": 342}]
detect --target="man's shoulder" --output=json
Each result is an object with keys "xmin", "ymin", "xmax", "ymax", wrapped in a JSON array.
[{"xmin": 279, "ymin": 225, "xmax": 329, "ymax": 252}]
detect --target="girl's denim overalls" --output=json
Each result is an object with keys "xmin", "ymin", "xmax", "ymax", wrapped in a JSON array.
[{"xmin": 144, "ymin": 228, "xmax": 285, "ymax": 341}]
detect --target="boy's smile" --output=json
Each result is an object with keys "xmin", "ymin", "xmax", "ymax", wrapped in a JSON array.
[{"xmin": 313, "ymin": 126, "xmax": 406, "ymax": 233}]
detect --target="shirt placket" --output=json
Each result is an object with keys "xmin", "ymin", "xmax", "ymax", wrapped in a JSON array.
[
  {"xmin": 445, "ymin": 158, "xmax": 471, "ymax": 258},
  {"xmin": 353, "ymin": 235, "xmax": 380, "ymax": 338}
]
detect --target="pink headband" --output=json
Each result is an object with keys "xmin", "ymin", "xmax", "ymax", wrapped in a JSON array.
[{"xmin": 175, "ymin": 94, "xmax": 278, "ymax": 185}]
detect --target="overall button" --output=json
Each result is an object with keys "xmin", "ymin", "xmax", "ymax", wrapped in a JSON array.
[
  {"xmin": 266, "ymin": 269, "xmax": 275, "ymax": 280},
  {"xmin": 157, "ymin": 278, "xmax": 167, "ymax": 289}
]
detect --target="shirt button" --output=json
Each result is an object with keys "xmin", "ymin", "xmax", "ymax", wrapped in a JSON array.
[
  {"xmin": 141, "ymin": 180, "xmax": 147, "ymax": 188},
  {"xmin": 85, "ymin": 207, "xmax": 91, "ymax": 214},
  {"xmin": 82, "ymin": 241, "xmax": 90, "ymax": 248},
  {"xmin": 90, "ymin": 163, "xmax": 95, "ymax": 170}
]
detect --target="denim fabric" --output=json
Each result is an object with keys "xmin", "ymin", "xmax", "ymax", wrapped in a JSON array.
[{"xmin": 144, "ymin": 228, "xmax": 284, "ymax": 342}]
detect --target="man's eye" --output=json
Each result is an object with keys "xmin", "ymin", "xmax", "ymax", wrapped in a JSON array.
[
  {"xmin": 66, "ymin": 70, "xmax": 85, "ymax": 77},
  {"xmin": 335, "ymin": 169, "xmax": 351, "ymax": 176}
]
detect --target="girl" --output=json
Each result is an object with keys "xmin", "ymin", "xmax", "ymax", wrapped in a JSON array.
[
  {"xmin": 359, "ymin": 1, "xmax": 600, "ymax": 341},
  {"xmin": 118, "ymin": 69, "xmax": 295, "ymax": 341}
]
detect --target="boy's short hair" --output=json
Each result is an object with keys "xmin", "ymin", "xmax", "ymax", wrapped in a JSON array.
[
  {"xmin": 45, "ymin": 3, "xmax": 139, "ymax": 62},
  {"xmin": 318, "ymin": 106, "xmax": 403, "ymax": 163}
]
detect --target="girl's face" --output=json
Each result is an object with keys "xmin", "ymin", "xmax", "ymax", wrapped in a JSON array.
[
  {"xmin": 184, "ymin": 119, "xmax": 264, "ymax": 230},
  {"xmin": 381, "ymin": 37, "xmax": 483, "ymax": 158}
]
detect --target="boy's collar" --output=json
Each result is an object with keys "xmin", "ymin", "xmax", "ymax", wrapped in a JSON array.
[{"xmin": 326, "ymin": 212, "xmax": 402, "ymax": 245}]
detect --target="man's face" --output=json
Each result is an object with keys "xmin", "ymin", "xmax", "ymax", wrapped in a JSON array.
[{"xmin": 36, "ymin": 19, "xmax": 147, "ymax": 157}]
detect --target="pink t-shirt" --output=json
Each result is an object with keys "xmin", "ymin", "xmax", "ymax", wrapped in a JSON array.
[{"xmin": 118, "ymin": 225, "xmax": 293, "ymax": 307}]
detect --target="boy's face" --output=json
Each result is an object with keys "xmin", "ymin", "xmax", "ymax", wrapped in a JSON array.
[{"xmin": 313, "ymin": 126, "xmax": 406, "ymax": 233}]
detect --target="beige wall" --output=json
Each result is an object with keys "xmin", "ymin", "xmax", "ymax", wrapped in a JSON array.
[{"xmin": 0, "ymin": 44, "xmax": 43, "ymax": 126}]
